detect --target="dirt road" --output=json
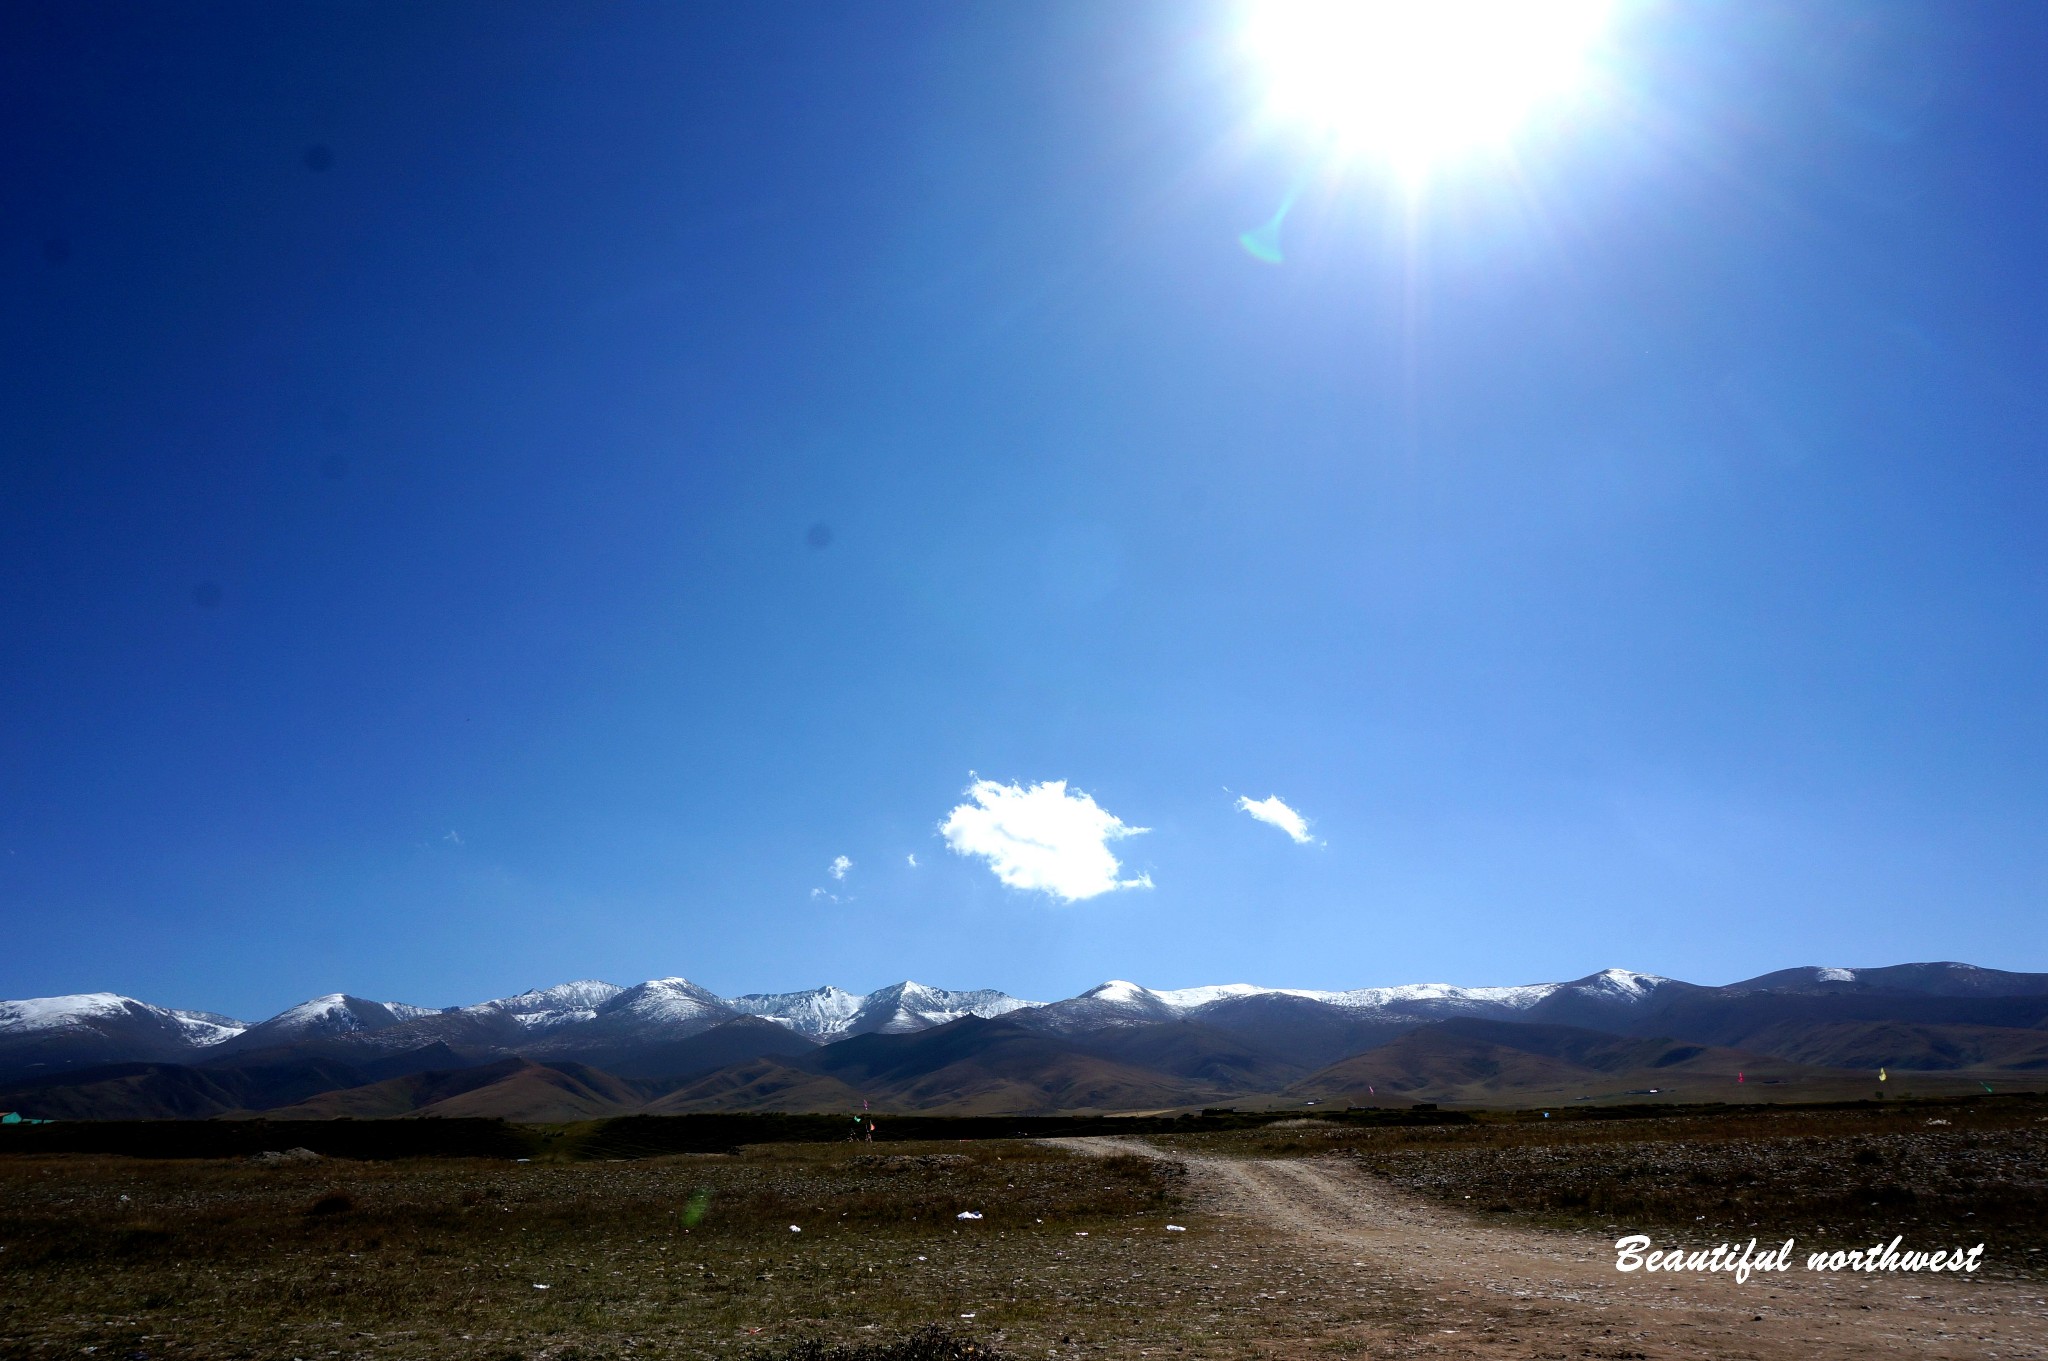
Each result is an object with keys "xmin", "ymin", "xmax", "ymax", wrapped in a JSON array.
[{"xmin": 1047, "ymin": 1136, "xmax": 2048, "ymax": 1360}]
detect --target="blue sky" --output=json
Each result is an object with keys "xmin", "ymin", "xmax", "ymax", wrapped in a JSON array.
[{"xmin": 3, "ymin": 1, "xmax": 2043, "ymax": 1020}]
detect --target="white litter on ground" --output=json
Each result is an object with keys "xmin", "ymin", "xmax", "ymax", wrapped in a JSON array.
[
  {"xmin": 1166, "ymin": 1225, "xmax": 1186, "ymax": 1232},
  {"xmin": 789, "ymin": 1225, "xmax": 802, "ymax": 1233},
  {"xmin": 533, "ymin": 1284, "xmax": 549, "ymax": 1290},
  {"xmin": 956, "ymin": 1211, "xmax": 983, "ymax": 1220}
]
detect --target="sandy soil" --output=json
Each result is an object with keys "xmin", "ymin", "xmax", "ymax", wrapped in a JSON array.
[{"xmin": 1049, "ymin": 1136, "xmax": 2048, "ymax": 1360}]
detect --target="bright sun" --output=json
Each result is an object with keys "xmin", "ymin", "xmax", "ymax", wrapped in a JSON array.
[{"xmin": 1244, "ymin": 0, "xmax": 1615, "ymax": 181}]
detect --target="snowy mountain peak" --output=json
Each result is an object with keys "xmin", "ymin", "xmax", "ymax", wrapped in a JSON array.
[
  {"xmin": 469, "ymin": 980, "xmax": 627, "ymax": 1032},
  {"xmin": 484, "ymin": 980, "xmax": 626, "ymax": 1013},
  {"xmin": 1073, "ymin": 979, "xmax": 1575, "ymax": 1016},
  {"xmin": 1027, "ymin": 975, "xmax": 1596, "ymax": 1032},
  {"xmin": 602, "ymin": 978, "xmax": 729, "ymax": 1023},
  {"xmin": 727, "ymin": 985, "xmax": 867, "ymax": 1037},
  {"xmin": 0, "ymin": 994, "xmax": 249, "ymax": 1043},
  {"xmin": 0, "ymin": 993, "xmax": 251, "ymax": 1045},
  {"xmin": 729, "ymin": 981, "xmax": 1035, "ymax": 1039},
  {"xmin": 1147, "ymin": 983, "xmax": 1269, "ymax": 1008},
  {"xmin": 1079, "ymin": 980, "xmax": 1157, "ymax": 1005},
  {"xmin": 855, "ymin": 981, "xmax": 1035, "ymax": 1035},
  {"xmin": 1315, "ymin": 981, "xmax": 1558, "ymax": 1012},
  {"xmin": 0, "ymin": 992, "xmax": 142, "ymax": 1033},
  {"xmin": 253, "ymin": 993, "xmax": 432, "ymax": 1039},
  {"xmin": 1030, "ymin": 980, "xmax": 1184, "ymax": 1030},
  {"xmin": 169, "ymin": 1009, "xmax": 247, "ymax": 1046},
  {"xmin": 1085, "ymin": 979, "xmax": 1287, "ymax": 1007},
  {"xmin": 0, "ymin": 991, "xmax": 253, "ymax": 1076},
  {"xmin": 273, "ymin": 994, "xmax": 368, "ymax": 1028},
  {"xmin": 1721, "ymin": 961, "xmax": 2048, "ymax": 998},
  {"xmin": 1578, "ymin": 968, "xmax": 1670, "ymax": 998}
]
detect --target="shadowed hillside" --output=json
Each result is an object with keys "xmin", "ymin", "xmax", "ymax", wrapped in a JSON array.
[
  {"xmin": 1285, "ymin": 1017, "xmax": 2024, "ymax": 1107},
  {"xmin": 6, "ymin": 1005, "xmax": 2046, "ymax": 1121}
]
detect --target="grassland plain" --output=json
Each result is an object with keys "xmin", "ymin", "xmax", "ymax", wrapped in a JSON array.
[
  {"xmin": 0, "ymin": 1137, "xmax": 1425, "ymax": 1361},
  {"xmin": 3, "ymin": 1102, "xmax": 2046, "ymax": 1361}
]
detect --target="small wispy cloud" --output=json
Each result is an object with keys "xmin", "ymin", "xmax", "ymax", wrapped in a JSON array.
[
  {"xmin": 940, "ymin": 776, "xmax": 1151, "ymax": 903},
  {"xmin": 906, "ymin": 853, "xmax": 918, "ymax": 868},
  {"xmin": 828, "ymin": 854, "xmax": 852, "ymax": 881},
  {"xmin": 443, "ymin": 830, "xmax": 464, "ymax": 847},
  {"xmin": 1235, "ymin": 794, "xmax": 1315, "ymax": 844}
]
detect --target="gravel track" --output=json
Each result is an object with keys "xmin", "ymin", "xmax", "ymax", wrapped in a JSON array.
[{"xmin": 1047, "ymin": 1136, "xmax": 2048, "ymax": 1359}]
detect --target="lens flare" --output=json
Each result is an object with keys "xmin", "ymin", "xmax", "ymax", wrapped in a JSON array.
[
  {"xmin": 1244, "ymin": 0, "xmax": 1614, "ymax": 181},
  {"xmin": 1239, "ymin": 191, "xmax": 1296, "ymax": 263}
]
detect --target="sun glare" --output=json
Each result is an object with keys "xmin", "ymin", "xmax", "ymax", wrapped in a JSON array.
[{"xmin": 1244, "ymin": 0, "xmax": 1615, "ymax": 181}]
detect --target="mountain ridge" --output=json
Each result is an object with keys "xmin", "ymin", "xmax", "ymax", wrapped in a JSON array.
[
  {"xmin": 7, "ymin": 1005, "xmax": 2036, "ymax": 1123},
  {"xmin": 6, "ymin": 961, "xmax": 2047, "ymax": 1092}
]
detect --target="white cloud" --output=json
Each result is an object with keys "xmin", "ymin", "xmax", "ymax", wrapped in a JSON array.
[
  {"xmin": 829, "ymin": 854, "xmax": 852, "ymax": 881},
  {"xmin": 1236, "ymin": 794, "xmax": 1315, "ymax": 844},
  {"xmin": 906, "ymin": 853, "xmax": 918, "ymax": 868},
  {"xmin": 940, "ymin": 777, "xmax": 1152, "ymax": 902}
]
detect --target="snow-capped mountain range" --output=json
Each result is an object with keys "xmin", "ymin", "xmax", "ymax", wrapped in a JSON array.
[
  {"xmin": 4, "ymin": 960, "xmax": 2043, "ymax": 1087},
  {"xmin": 0, "ymin": 992, "xmax": 245, "ymax": 1049},
  {"xmin": 4, "ymin": 960, "xmax": 2044, "ymax": 1119},
  {"xmin": 727, "ymin": 982, "xmax": 1034, "ymax": 1038},
  {"xmin": 0, "ymin": 970, "xmax": 1664, "ymax": 1063}
]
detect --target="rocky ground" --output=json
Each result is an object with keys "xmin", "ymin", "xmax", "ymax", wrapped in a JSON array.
[
  {"xmin": 1160, "ymin": 1100, "xmax": 2048, "ymax": 1273},
  {"xmin": 1075, "ymin": 1130, "xmax": 2048, "ymax": 1360},
  {"xmin": 2, "ymin": 1103, "xmax": 2044, "ymax": 1360}
]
